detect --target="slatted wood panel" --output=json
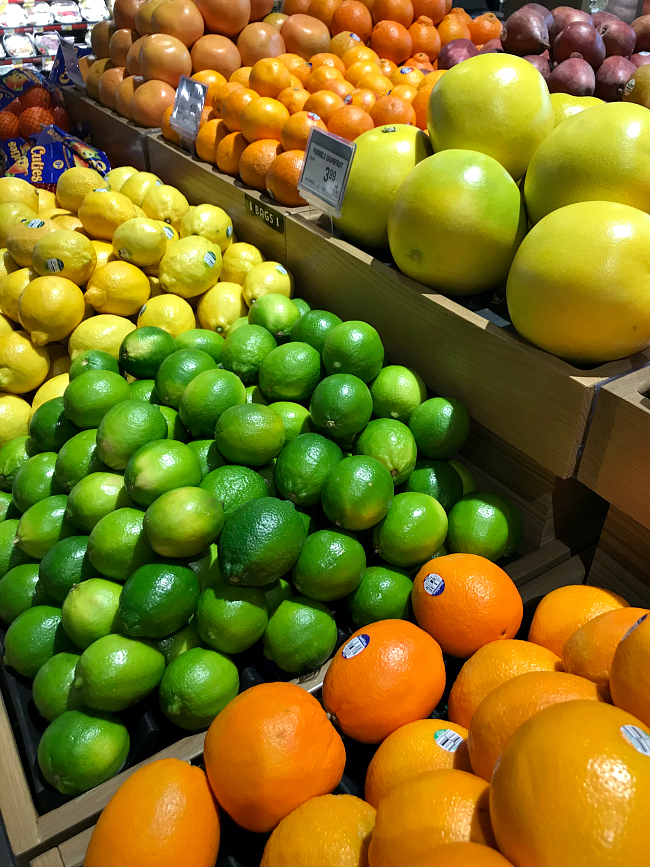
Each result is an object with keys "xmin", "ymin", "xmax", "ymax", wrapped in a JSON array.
[{"xmin": 588, "ymin": 506, "xmax": 650, "ymax": 607}]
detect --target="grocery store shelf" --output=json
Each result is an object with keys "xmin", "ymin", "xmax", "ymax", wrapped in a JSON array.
[{"xmin": 1, "ymin": 21, "xmax": 88, "ymax": 31}]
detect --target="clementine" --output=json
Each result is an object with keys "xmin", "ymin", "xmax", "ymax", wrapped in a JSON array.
[
  {"xmin": 277, "ymin": 85, "xmax": 311, "ymax": 113},
  {"xmin": 347, "ymin": 87, "xmax": 377, "ymax": 110},
  {"xmin": 310, "ymin": 51, "xmax": 346, "ymax": 73},
  {"xmin": 240, "ymin": 97, "xmax": 290, "ymax": 142},
  {"xmin": 307, "ymin": 64, "xmax": 345, "ymax": 93},
  {"xmin": 370, "ymin": 94, "xmax": 416, "ymax": 125},
  {"xmin": 266, "ymin": 150, "xmax": 308, "ymax": 206},
  {"xmin": 357, "ymin": 72, "xmax": 393, "ymax": 96},
  {"xmin": 323, "ymin": 77, "xmax": 355, "ymax": 98},
  {"xmin": 345, "ymin": 59, "xmax": 383, "ymax": 86},
  {"xmin": 249, "ymin": 57, "xmax": 292, "ymax": 98},
  {"xmin": 370, "ymin": 20, "xmax": 413, "ymax": 65},
  {"xmin": 468, "ymin": 12, "xmax": 502, "ymax": 45},
  {"xmin": 341, "ymin": 45, "xmax": 380, "ymax": 68},
  {"xmin": 391, "ymin": 83, "xmax": 417, "ymax": 101},
  {"xmin": 230, "ymin": 66, "xmax": 252, "ymax": 85},
  {"xmin": 390, "ymin": 64, "xmax": 424, "ymax": 86},
  {"xmin": 330, "ymin": 30, "xmax": 364, "ymax": 58},
  {"xmin": 378, "ymin": 57, "xmax": 398, "ymax": 77},
  {"xmin": 212, "ymin": 81, "xmax": 244, "ymax": 115},
  {"xmin": 221, "ymin": 87, "xmax": 260, "ymax": 132},
  {"xmin": 303, "ymin": 89, "xmax": 345, "ymax": 122},
  {"xmin": 437, "ymin": 13, "xmax": 471, "ymax": 44},
  {"xmin": 277, "ymin": 52, "xmax": 312, "ymax": 85},
  {"xmin": 332, "ymin": 0, "xmax": 374, "ymax": 41}
]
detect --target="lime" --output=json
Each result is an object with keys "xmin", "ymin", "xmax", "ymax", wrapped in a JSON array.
[
  {"xmin": 449, "ymin": 458, "xmax": 477, "ymax": 494},
  {"xmin": 447, "ymin": 491, "xmax": 524, "ymax": 561},
  {"xmin": 0, "ymin": 491, "xmax": 18, "ymax": 521},
  {"xmin": 354, "ymin": 418, "xmax": 417, "ymax": 485},
  {"xmin": 218, "ymin": 498, "xmax": 306, "ymax": 587},
  {"xmin": 373, "ymin": 491, "xmax": 448, "ymax": 568},
  {"xmin": 32, "ymin": 652, "xmax": 80, "ymax": 721},
  {"xmin": 259, "ymin": 342, "xmax": 322, "ymax": 403},
  {"xmin": 124, "ymin": 439, "xmax": 201, "ymax": 507},
  {"xmin": 215, "ymin": 404, "xmax": 285, "ymax": 467},
  {"xmin": 256, "ymin": 460, "xmax": 277, "ymax": 497},
  {"xmin": 54, "ymin": 430, "xmax": 109, "ymax": 493},
  {"xmin": 322, "ymin": 321, "xmax": 384, "ymax": 382},
  {"xmin": 370, "ymin": 365, "xmax": 428, "ymax": 423},
  {"xmin": 174, "ymin": 329, "xmax": 225, "ymax": 363},
  {"xmin": 188, "ymin": 543, "xmax": 221, "ymax": 590},
  {"xmin": 158, "ymin": 405, "xmax": 190, "ymax": 441},
  {"xmin": 229, "ymin": 316, "xmax": 249, "ymax": 334},
  {"xmin": 28, "ymin": 398, "xmax": 79, "ymax": 453},
  {"xmin": 179, "ymin": 369, "xmax": 246, "ymax": 439},
  {"xmin": 88, "ymin": 508, "xmax": 155, "ymax": 581},
  {"xmin": 129, "ymin": 379, "xmax": 159, "ymax": 402},
  {"xmin": 61, "ymin": 578, "xmax": 122, "ymax": 649},
  {"xmin": 39, "ymin": 535, "xmax": 98, "ymax": 604},
  {"xmin": 0, "ymin": 519, "xmax": 35, "ymax": 577},
  {"xmin": 292, "ymin": 529, "xmax": 365, "ymax": 601},
  {"xmin": 292, "ymin": 297, "xmax": 311, "ymax": 317},
  {"xmin": 37, "ymin": 709, "xmax": 129, "ymax": 795},
  {"xmin": 63, "ymin": 370, "xmax": 131, "ymax": 430},
  {"xmin": 187, "ymin": 439, "xmax": 224, "ymax": 481},
  {"xmin": 119, "ymin": 326, "xmax": 176, "ymax": 380},
  {"xmin": 66, "ymin": 473, "xmax": 133, "ymax": 533},
  {"xmin": 200, "ymin": 465, "xmax": 268, "ymax": 519},
  {"xmin": 68, "ymin": 349, "xmax": 120, "ymax": 381},
  {"xmin": 246, "ymin": 384, "xmax": 268, "ymax": 405},
  {"xmin": 291, "ymin": 309, "xmax": 342, "ymax": 353},
  {"xmin": 195, "ymin": 582, "xmax": 268, "ymax": 653},
  {"xmin": 347, "ymin": 565, "xmax": 413, "ymax": 627},
  {"xmin": 408, "ymin": 397, "xmax": 471, "ymax": 459},
  {"xmin": 143, "ymin": 487, "xmax": 224, "ymax": 559},
  {"xmin": 154, "ymin": 349, "xmax": 217, "ymax": 410},
  {"xmin": 274, "ymin": 433, "xmax": 342, "ymax": 507},
  {"xmin": 262, "ymin": 577, "xmax": 292, "ymax": 614},
  {"xmin": 119, "ymin": 563, "xmax": 200, "ymax": 638},
  {"xmin": 3, "ymin": 605, "xmax": 74, "ymax": 678},
  {"xmin": 0, "ymin": 435, "xmax": 39, "ymax": 492},
  {"xmin": 263, "ymin": 596, "xmax": 336, "ymax": 673},
  {"xmin": 270, "ymin": 401, "xmax": 312, "ymax": 442},
  {"xmin": 321, "ymin": 455, "xmax": 393, "ymax": 531},
  {"xmin": 155, "ymin": 621, "xmax": 204, "ymax": 664},
  {"xmin": 73, "ymin": 633, "xmax": 165, "ymax": 712},
  {"xmin": 309, "ymin": 374, "xmax": 373, "ymax": 440},
  {"xmin": 12, "ymin": 452, "xmax": 63, "ymax": 513},
  {"xmin": 16, "ymin": 495, "xmax": 74, "ymax": 559},
  {"xmin": 0, "ymin": 563, "xmax": 49, "ymax": 623},
  {"xmin": 221, "ymin": 325, "xmax": 277, "ymax": 385},
  {"xmin": 404, "ymin": 459, "xmax": 464, "ymax": 513},
  {"xmin": 248, "ymin": 293, "xmax": 301, "ymax": 343},
  {"xmin": 96, "ymin": 400, "xmax": 167, "ymax": 471},
  {"xmin": 158, "ymin": 646, "xmax": 239, "ymax": 731}
]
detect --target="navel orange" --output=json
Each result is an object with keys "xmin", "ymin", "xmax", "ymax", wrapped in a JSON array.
[{"xmin": 610, "ymin": 611, "xmax": 650, "ymax": 727}]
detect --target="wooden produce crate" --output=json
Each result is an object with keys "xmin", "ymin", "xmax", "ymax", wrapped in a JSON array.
[{"xmin": 587, "ymin": 506, "xmax": 650, "ymax": 607}]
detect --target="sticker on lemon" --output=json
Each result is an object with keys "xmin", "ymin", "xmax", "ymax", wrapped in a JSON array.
[
  {"xmin": 159, "ymin": 236, "xmax": 222, "ymax": 299},
  {"xmin": 18, "ymin": 276, "xmax": 86, "ymax": 345},
  {"xmin": 180, "ymin": 204, "xmax": 234, "ymax": 252},
  {"xmin": 31, "ymin": 230, "xmax": 97, "ymax": 286},
  {"xmin": 85, "ymin": 261, "xmax": 151, "ymax": 317}
]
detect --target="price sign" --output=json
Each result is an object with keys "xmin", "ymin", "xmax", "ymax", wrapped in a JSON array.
[
  {"xmin": 245, "ymin": 194, "xmax": 285, "ymax": 234},
  {"xmin": 297, "ymin": 126, "xmax": 356, "ymax": 219},
  {"xmin": 58, "ymin": 35, "xmax": 85, "ymax": 89},
  {"xmin": 170, "ymin": 75, "xmax": 207, "ymax": 148}
]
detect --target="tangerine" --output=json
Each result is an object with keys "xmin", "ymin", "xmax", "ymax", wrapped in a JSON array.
[
  {"xmin": 330, "ymin": 30, "xmax": 363, "ymax": 58},
  {"xmin": 196, "ymin": 118, "xmax": 229, "ymax": 164},
  {"xmin": 307, "ymin": 64, "xmax": 345, "ymax": 93},
  {"xmin": 391, "ymin": 83, "xmax": 417, "ymax": 101},
  {"xmin": 230, "ymin": 66, "xmax": 252, "ymax": 85},
  {"xmin": 370, "ymin": 21, "xmax": 413, "ymax": 65},
  {"xmin": 240, "ymin": 97, "xmax": 290, "ymax": 142},
  {"xmin": 370, "ymin": 94, "xmax": 416, "ymax": 125},
  {"xmin": 468, "ymin": 12, "xmax": 502, "ymax": 45},
  {"xmin": 390, "ymin": 65, "xmax": 424, "ymax": 86},
  {"xmin": 249, "ymin": 57, "xmax": 292, "ymax": 98},
  {"xmin": 357, "ymin": 72, "xmax": 393, "ymax": 96},
  {"xmin": 18, "ymin": 107, "xmax": 54, "ymax": 138},
  {"xmin": 372, "ymin": 0, "xmax": 414, "ymax": 27},
  {"xmin": 345, "ymin": 59, "xmax": 383, "ymax": 86},
  {"xmin": 221, "ymin": 87, "xmax": 260, "ymax": 132},
  {"xmin": 192, "ymin": 69, "xmax": 227, "ymax": 105},
  {"xmin": 20, "ymin": 87, "xmax": 53, "ymax": 109},
  {"xmin": 412, "ymin": 0, "xmax": 446, "ymax": 24},
  {"xmin": 281, "ymin": 110, "xmax": 327, "ymax": 150},
  {"xmin": 341, "ymin": 45, "xmax": 380, "ymax": 68},
  {"xmin": 266, "ymin": 150, "xmax": 308, "ymax": 206},
  {"xmin": 303, "ymin": 89, "xmax": 345, "ymax": 122},
  {"xmin": 407, "ymin": 51, "xmax": 435, "ymax": 70},
  {"xmin": 310, "ymin": 52, "xmax": 346, "ymax": 73},
  {"xmin": 216, "ymin": 131, "xmax": 248, "ymax": 175},
  {"xmin": 161, "ymin": 105, "xmax": 180, "ymax": 143},
  {"xmin": 323, "ymin": 77, "xmax": 355, "ymax": 98},
  {"xmin": 437, "ymin": 13, "xmax": 471, "ymax": 44},
  {"xmin": 212, "ymin": 81, "xmax": 244, "ymax": 116},
  {"xmin": 0, "ymin": 111, "xmax": 20, "ymax": 140},
  {"xmin": 277, "ymin": 86, "xmax": 311, "ymax": 113},
  {"xmin": 331, "ymin": 0, "xmax": 374, "ymax": 41},
  {"xmin": 346, "ymin": 87, "xmax": 377, "ymax": 110},
  {"xmin": 277, "ymin": 52, "xmax": 312, "ymax": 85},
  {"xmin": 327, "ymin": 104, "xmax": 374, "ymax": 140},
  {"xmin": 610, "ymin": 611, "xmax": 650, "ymax": 727}
]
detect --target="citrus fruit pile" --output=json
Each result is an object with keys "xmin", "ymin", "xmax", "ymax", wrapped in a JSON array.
[{"xmin": 0, "ymin": 85, "xmax": 72, "ymax": 141}]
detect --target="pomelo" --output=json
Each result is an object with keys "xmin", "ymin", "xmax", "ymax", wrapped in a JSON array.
[{"xmin": 549, "ymin": 93, "xmax": 602, "ymax": 128}]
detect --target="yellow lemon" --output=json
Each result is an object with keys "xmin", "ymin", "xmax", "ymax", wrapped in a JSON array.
[
  {"xmin": 0, "ymin": 248, "xmax": 19, "ymax": 279},
  {"xmin": 68, "ymin": 314, "xmax": 136, "ymax": 360},
  {"xmin": 180, "ymin": 204, "xmax": 234, "ymax": 253},
  {"xmin": 147, "ymin": 275, "xmax": 163, "ymax": 297},
  {"xmin": 0, "ymin": 393, "xmax": 32, "ymax": 446},
  {"xmin": 112, "ymin": 218, "xmax": 167, "ymax": 267},
  {"xmin": 197, "ymin": 282, "xmax": 248, "ymax": 335},
  {"xmin": 134, "ymin": 205, "xmax": 147, "ymax": 219},
  {"xmin": 0, "ymin": 330, "xmax": 50, "ymax": 393},
  {"xmin": 56, "ymin": 167, "xmax": 107, "ymax": 212},
  {"xmin": 158, "ymin": 236, "xmax": 222, "ymax": 299},
  {"xmin": 6, "ymin": 218, "xmax": 58, "ymax": 267},
  {"xmin": 0, "ymin": 268, "xmax": 37, "ymax": 322},
  {"xmin": 32, "ymin": 372, "xmax": 70, "ymax": 411},
  {"xmin": 221, "ymin": 242, "xmax": 265, "ymax": 285},
  {"xmin": 78, "ymin": 190, "xmax": 137, "ymax": 241},
  {"xmin": 85, "ymin": 261, "xmax": 151, "ymax": 316},
  {"xmin": 0, "ymin": 177, "xmax": 39, "ymax": 212},
  {"xmin": 39, "ymin": 208, "xmax": 74, "ymax": 221},
  {"xmin": 0, "ymin": 203, "xmax": 39, "ymax": 246},
  {"xmin": 142, "ymin": 185, "xmax": 190, "ymax": 231},
  {"xmin": 120, "ymin": 172, "xmax": 162, "ymax": 207},
  {"xmin": 53, "ymin": 215, "xmax": 87, "ymax": 235},
  {"xmin": 45, "ymin": 344, "xmax": 71, "ymax": 379},
  {"xmin": 137, "ymin": 294, "xmax": 196, "ymax": 337},
  {"xmin": 242, "ymin": 261, "xmax": 294, "ymax": 305},
  {"xmin": 106, "ymin": 166, "xmax": 138, "ymax": 192},
  {"xmin": 0, "ymin": 313, "xmax": 13, "ymax": 337},
  {"xmin": 31, "ymin": 230, "xmax": 97, "ymax": 285},
  {"xmin": 37, "ymin": 189, "xmax": 58, "ymax": 212},
  {"xmin": 158, "ymin": 222, "xmax": 179, "ymax": 247},
  {"xmin": 18, "ymin": 275, "xmax": 86, "ymax": 345},
  {"xmin": 91, "ymin": 240, "xmax": 117, "ymax": 268}
]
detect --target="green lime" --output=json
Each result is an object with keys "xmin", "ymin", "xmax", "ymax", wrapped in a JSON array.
[
  {"xmin": 68, "ymin": 349, "xmax": 120, "ymax": 381},
  {"xmin": 88, "ymin": 508, "xmax": 155, "ymax": 581},
  {"xmin": 129, "ymin": 379, "xmax": 159, "ymax": 402},
  {"xmin": 258, "ymin": 342, "xmax": 321, "ymax": 403},
  {"xmin": 158, "ymin": 404, "xmax": 189, "ymax": 441},
  {"xmin": 373, "ymin": 491, "xmax": 448, "ymax": 568},
  {"xmin": 218, "ymin": 498, "xmax": 306, "ymax": 587},
  {"xmin": 73, "ymin": 633, "xmax": 165, "ymax": 712},
  {"xmin": 158, "ymin": 646, "xmax": 239, "ymax": 731},
  {"xmin": 248, "ymin": 293, "xmax": 301, "ymax": 343},
  {"xmin": 0, "ymin": 490, "xmax": 18, "ymax": 521},
  {"xmin": 370, "ymin": 365, "xmax": 427, "ymax": 423},
  {"xmin": 408, "ymin": 397, "xmax": 471, "ymax": 459},
  {"xmin": 39, "ymin": 536, "xmax": 98, "ymax": 604},
  {"xmin": 256, "ymin": 460, "xmax": 277, "ymax": 496},
  {"xmin": 96, "ymin": 400, "xmax": 168, "ymax": 471},
  {"xmin": 262, "ymin": 577, "xmax": 292, "ymax": 614},
  {"xmin": 297, "ymin": 508, "xmax": 318, "ymax": 535},
  {"xmin": 221, "ymin": 325, "xmax": 277, "ymax": 385},
  {"xmin": 29, "ymin": 398, "xmax": 79, "ymax": 453},
  {"xmin": 32, "ymin": 652, "xmax": 80, "ymax": 722},
  {"xmin": 0, "ymin": 519, "xmax": 35, "ymax": 577},
  {"xmin": 3, "ymin": 605, "xmax": 74, "ymax": 678},
  {"xmin": 195, "ymin": 582, "xmax": 268, "ymax": 653},
  {"xmin": 449, "ymin": 458, "xmax": 477, "ymax": 494},
  {"xmin": 200, "ymin": 465, "xmax": 268, "ymax": 519},
  {"xmin": 119, "ymin": 563, "xmax": 200, "ymax": 638},
  {"xmin": 0, "ymin": 436, "xmax": 39, "ymax": 493},
  {"xmin": 291, "ymin": 309, "xmax": 342, "ymax": 353},
  {"xmin": 263, "ymin": 596, "xmax": 336, "ymax": 673},
  {"xmin": 347, "ymin": 565, "xmax": 413, "ymax": 627},
  {"xmin": 188, "ymin": 543, "xmax": 221, "ymax": 589},
  {"xmin": 0, "ymin": 563, "xmax": 49, "ymax": 624},
  {"xmin": 309, "ymin": 374, "xmax": 373, "ymax": 440},
  {"xmin": 404, "ymin": 459, "xmax": 464, "ymax": 513},
  {"xmin": 447, "ymin": 491, "xmax": 523, "ymax": 561},
  {"xmin": 12, "ymin": 452, "xmax": 63, "ymax": 513},
  {"xmin": 118, "ymin": 326, "xmax": 177, "ymax": 379},
  {"xmin": 63, "ymin": 370, "xmax": 131, "ymax": 430},
  {"xmin": 322, "ymin": 321, "xmax": 384, "ymax": 382},
  {"xmin": 155, "ymin": 349, "xmax": 217, "ymax": 409},
  {"xmin": 178, "ymin": 369, "xmax": 246, "ymax": 439},
  {"xmin": 245, "ymin": 384, "xmax": 268, "ymax": 405},
  {"xmin": 174, "ymin": 329, "xmax": 225, "ymax": 363},
  {"xmin": 66, "ymin": 473, "xmax": 133, "ymax": 534},
  {"xmin": 269, "ymin": 402, "xmax": 312, "ymax": 442},
  {"xmin": 354, "ymin": 418, "xmax": 417, "ymax": 485},
  {"xmin": 143, "ymin": 487, "xmax": 224, "ymax": 559},
  {"xmin": 228, "ymin": 316, "xmax": 248, "ymax": 334},
  {"xmin": 274, "ymin": 433, "xmax": 342, "ymax": 507},
  {"xmin": 37, "ymin": 709, "xmax": 129, "ymax": 795},
  {"xmin": 124, "ymin": 439, "xmax": 201, "ymax": 507},
  {"xmin": 16, "ymin": 495, "xmax": 74, "ymax": 559},
  {"xmin": 155, "ymin": 620, "xmax": 204, "ymax": 664},
  {"xmin": 292, "ymin": 529, "xmax": 365, "ymax": 601},
  {"xmin": 321, "ymin": 455, "xmax": 393, "ymax": 531},
  {"xmin": 55, "ymin": 429, "xmax": 109, "ymax": 493},
  {"xmin": 215, "ymin": 404, "xmax": 285, "ymax": 467},
  {"xmin": 292, "ymin": 297, "xmax": 311, "ymax": 317},
  {"xmin": 61, "ymin": 578, "xmax": 122, "ymax": 650},
  {"xmin": 187, "ymin": 439, "xmax": 224, "ymax": 480}
]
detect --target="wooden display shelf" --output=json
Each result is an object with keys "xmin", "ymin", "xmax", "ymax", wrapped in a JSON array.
[{"xmin": 587, "ymin": 505, "xmax": 650, "ymax": 607}]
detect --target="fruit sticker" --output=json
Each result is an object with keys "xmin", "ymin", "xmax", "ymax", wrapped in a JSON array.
[
  {"xmin": 45, "ymin": 257, "xmax": 64, "ymax": 272},
  {"xmin": 204, "ymin": 251, "xmax": 217, "ymax": 268},
  {"xmin": 423, "ymin": 573, "xmax": 445, "ymax": 596},
  {"xmin": 276, "ymin": 264, "xmax": 288, "ymax": 274},
  {"xmin": 621, "ymin": 725, "xmax": 650, "ymax": 756},
  {"xmin": 434, "ymin": 729, "xmax": 464, "ymax": 752},
  {"xmin": 226, "ymin": 225, "xmax": 233, "ymax": 238},
  {"xmin": 621, "ymin": 613, "xmax": 648, "ymax": 642},
  {"xmin": 342, "ymin": 634, "xmax": 370, "ymax": 659},
  {"xmin": 162, "ymin": 225, "xmax": 174, "ymax": 240},
  {"xmin": 25, "ymin": 219, "xmax": 44, "ymax": 228}
]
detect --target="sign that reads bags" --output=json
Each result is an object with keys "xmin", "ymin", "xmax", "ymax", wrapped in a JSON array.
[{"xmin": 298, "ymin": 126, "xmax": 356, "ymax": 219}]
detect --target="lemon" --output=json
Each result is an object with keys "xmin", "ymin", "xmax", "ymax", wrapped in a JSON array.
[
  {"xmin": 0, "ymin": 177, "xmax": 39, "ymax": 212},
  {"xmin": 158, "ymin": 236, "xmax": 222, "ymax": 299},
  {"xmin": 180, "ymin": 204, "xmax": 234, "ymax": 253},
  {"xmin": 44, "ymin": 345, "xmax": 71, "ymax": 380},
  {"xmin": 31, "ymin": 230, "xmax": 97, "ymax": 286},
  {"xmin": 6, "ymin": 219, "xmax": 58, "ymax": 267},
  {"xmin": 0, "ymin": 249, "xmax": 20, "ymax": 279},
  {"xmin": 39, "ymin": 209, "xmax": 73, "ymax": 221},
  {"xmin": 0, "ymin": 268, "xmax": 36, "ymax": 322},
  {"xmin": 141, "ymin": 185, "xmax": 190, "ymax": 231},
  {"xmin": 221, "ymin": 242, "xmax": 264, "ymax": 285},
  {"xmin": 0, "ymin": 313, "xmax": 12, "ymax": 337},
  {"xmin": 112, "ymin": 218, "xmax": 167, "ymax": 267},
  {"xmin": 0, "ymin": 330, "xmax": 50, "ymax": 393},
  {"xmin": 37, "ymin": 189, "xmax": 58, "ymax": 212},
  {"xmin": 68, "ymin": 314, "xmax": 136, "ymax": 360},
  {"xmin": 91, "ymin": 240, "xmax": 116, "ymax": 268},
  {"xmin": 0, "ymin": 204, "xmax": 38, "ymax": 246},
  {"xmin": 18, "ymin": 276, "xmax": 86, "ymax": 345},
  {"xmin": 85, "ymin": 261, "xmax": 151, "ymax": 317},
  {"xmin": 32, "ymin": 373, "xmax": 70, "ymax": 411},
  {"xmin": 105, "ymin": 166, "xmax": 138, "ymax": 192},
  {"xmin": 137, "ymin": 294, "xmax": 196, "ymax": 337},
  {"xmin": 148, "ymin": 275, "xmax": 163, "ymax": 297},
  {"xmin": 242, "ymin": 261, "xmax": 294, "ymax": 305},
  {"xmin": 197, "ymin": 282, "xmax": 248, "ymax": 334},
  {"xmin": 0, "ymin": 394, "xmax": 32, "ymax": 446},
  {"xmin": 56, "ymin": 167, "xmax": 107, "ymax": 212},
  {"xmin": 53, "ymin": 215, "xmax": 87, "ymax": 235},
  {"xmin": 78, "ymin": 190, "xmax": 137, "ymax": 241},
  {"xmin": 120, "ymin": 172, "xmax": 162, "ymax": 207},
  {"xmin": 157, "ymin": 222, "xmax": 179, "ymax": 244}
]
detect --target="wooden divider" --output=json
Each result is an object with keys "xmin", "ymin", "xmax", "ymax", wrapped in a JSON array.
[{"xmin": 587, "ymin": 506, "xmax": 650, "ymax": 607}]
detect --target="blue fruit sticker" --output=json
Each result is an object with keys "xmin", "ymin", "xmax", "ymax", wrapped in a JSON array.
[
  {"xmin": 423, "ymin": 573, "xmax": 445, "ymax": 596},
  {"xmin": 342, "ymin": 633, "xmax": 370, "ymax": 659}
]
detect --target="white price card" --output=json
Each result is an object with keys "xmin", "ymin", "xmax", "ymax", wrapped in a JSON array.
[
  {"xmin": 58, "ymin": 35, "xmax": 85, "ymax": 89},
  {"xmin": 170, "ymin": 75, "xmax": 207, "ymax": 146},
  {"xmin": 297, "ymin": 126, "xmax": 356, "ymax": 219}
]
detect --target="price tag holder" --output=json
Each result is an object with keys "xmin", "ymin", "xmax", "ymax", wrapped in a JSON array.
[
  {"xmin": 170, "ymin": 74, "xmax": 207, "ymax": 153},
  {"xmin": 245, "ymin": 194, "xmax": 285, "ymax": 234},
  {"xmin": 297, "ymin": 126, "xmax": 356, "ymax": 219},
  {"xmin": 58, "ymin": 34, "xmax": 85, "ymax": 89}
]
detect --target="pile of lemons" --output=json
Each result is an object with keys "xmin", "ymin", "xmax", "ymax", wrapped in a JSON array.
[{"xmin": 0, "ymin": 169, "xmax": 294, "ymax": 448}]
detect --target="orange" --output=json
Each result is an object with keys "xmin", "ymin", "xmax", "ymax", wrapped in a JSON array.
[
  {"xmin": 266, "ymin": 150, "xmax": 308, "ymax": 206},
  {"xmin": 437, "ymin": 13, "xmax": 471, "ymax": 45},
  {"xmin": 84, "ymin": 759, "xmax": 220, "ymax": 867},
  {"xmin": 277, "ymin": 86, "xmax": 311, "ymax": 113},
  {"xmin": 370, "ymin": 94, "xmax": 416, "ymax": 126},
  {"xmin": 199, "ymin": 106, "xmax": 214, "ymax": 127},
  {"xmin": 412, "ymin": 554, "xmax": 524, "ymax": 659},
  {"xmin": 307, "ymin": 65, "xmax": 345, "ymax": 93},
  {"xmin": 310, "ymin": 51, "xmax": 346, "ymax": 73},
  {"xmin": 410, "ymin": 15, "xmax": 441, "ymax": 60},
  {"xmin": 391, "ymin": 83, "xmax": 417, "ymax": 101},
  {"xmin": 260, "ymin": 794, "xmax": 376, "ymax": 867},
  {"xmin": 419, "ymin": 843, "xmax": 515, "ymax": 866},
  {"xmin": 370, "ymin": 20, "xmax": 413, "ymax": 65},
  {"xmin": 372, "ymin": 0, "xmax": 414, "ymax": 27},
  {"xmin": 412, "ymin": 75, "xmax": 435, "ymax": 125},
  {"xmin": 161, "ymin": 105, "xmax": 180, "ymax": 144},
  {"xmin": 357, "ymin": 72, "xmax": 393, "ymax": 97},
  {"xmin": 249, "ymin": 58, "xmax": 292, "ymax": 98},
  {"xmin": 468, "ymin": 12, "xmax": 502, "ymax": 45},
  {"xmin": 332, "ymin": 0, "xmax": 374, "ymax": 42},
  {"xmin": 192, "ymin": 69, "xmax": 227, "ymax": 105},
  {"xmin": 327, "ymin": 104, "xmax": 374, "ymax": 140},
  {"xmin": 289, "ymin": 74, "xmax": 304, "ymax": 89},
  {"xmin": 303, "ymin": 90, "xmax": 345, "ymax": 122},
  {"xmin": 365, "ymin": 719, "xmax": 471, "ymax": 808},
  {"xmin": 322, "ymin": 620, "xmax": 446, "ymax": 743},
  {"xmin": 408, "ymin": 52, "xmax": 435, "ymax": 71},
  {"xmin": 196, "ymin": 118, "xmax": 229, "ymax": 164},
  {"xmin": 307, "ymin": 0, "xmax": 344, "ymax": 29},
  {"xmin": 330, "ymin": 31, "xmax": 364, "ymax": 58},
  {"xmin": 413, "ymin": 0, "xmax": 446, "ymax": 25},
  {"xmin": 347, "ymin": 87, "xmax": 377, "ymax": 110},
  {"xmin": 467, "ymin": 670, "xmax": 607, "ymax": 782},
  {"xmin": 239, "ymin": 140, "xmax": 284, "ymax": 191},
  {"xmin": 391, "ymin": 65, "xmax": 424, "ymax": 87},
  {"xmin": 341, "ymin": 45, "xmax": 380, "ymax": 68},
  {"xmin": 528, "ymin": 584, "xmax": 629, "ymax": 658},
  {"xmin": 490, "ymin": 700, "xmax": 650, "ymax": 867},
  {"xmin": 230, "ymin": 66, "xmax": 252, "ymax": 86},
  {"xmin": 204, "ymin": 682, "xmax": 346, "ymax": 833},
  {"xmin": 345, "ymin": 60, "xmax": 383, "ymax": 87},
  {"xmin": 281, "ymin": 110, "xmax": 327, "ymax": 150},
  {"xmin": 368, "ymin": 769, "xmax": 497, "ymax": 867},
  {"xmin": 277, "ymin": 53, "xmax": 312, "ymax": 85},
  {"xmin": 419, "ymin": 68, "xmax": 445, "ymax": 88},
  {"xmin": 378, "ymin": 57, "xmax": 398, "ymax": 77},
  {"xmin": 323, "ymin": 77, "xmax": 355, "ymax": 99},
  {"xmin": 240, "ymin": 97, "xmax": 290, "ymax": 142},
  {"xmin": 610, "ymin": 611, "xmax": 650, "ymax": 726},
  {"xmin": 449, "ymin": 6, "xmax": 472, "ymax": 25},
  {"xmin": 212, "ymin": 81, "xmax": 244, "ymax": 116},
  {"xmin": 447, "ymin": 639, "xmax": 562, "ymax": 729},
  {"xmin": 221, "ymin": 87, "xmax": 259, "ymax": 132},
  {"xmin": 216, "ymin": 131, "xmax": 248, "ymax": 175}
]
